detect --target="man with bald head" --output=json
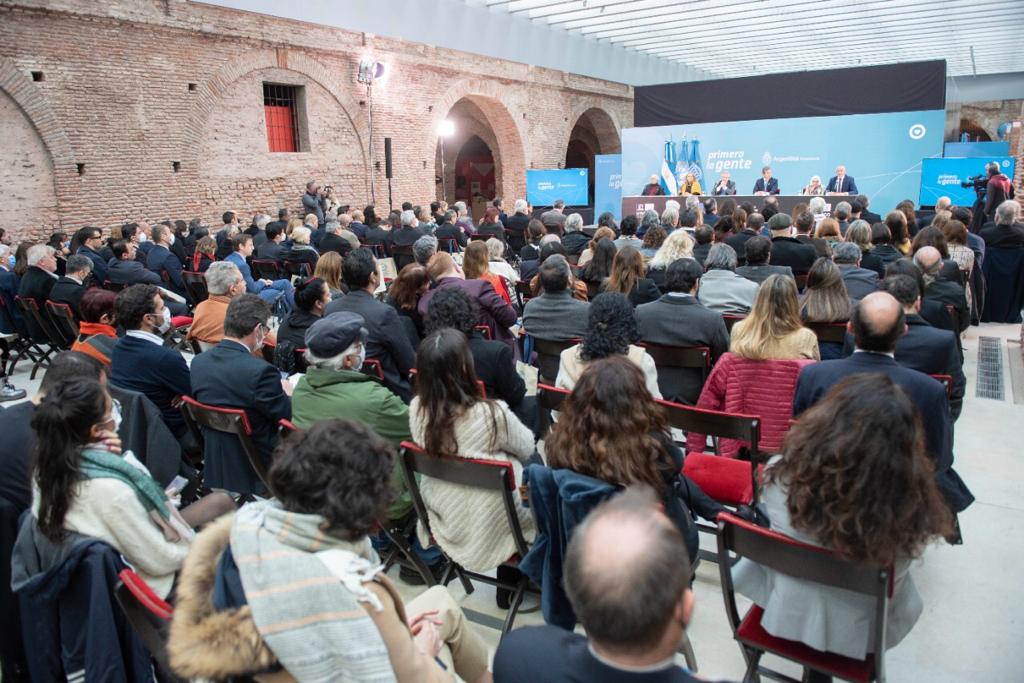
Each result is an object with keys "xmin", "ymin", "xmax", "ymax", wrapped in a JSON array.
[
  {"xmin": 493, "ymin": 487, "xmax": 705, "ymax": 682},
  {"xmin": 794, "ymin": 292, "xmax": 973, "ymax": 522},
  {"xmin": 914, "ymin": 246, "xmax": 969, "ymax": 332}
]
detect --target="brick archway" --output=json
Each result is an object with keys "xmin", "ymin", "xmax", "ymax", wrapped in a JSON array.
[
  {"xmin": 566, "ymin": 103, "xmax": 622, "ymax": 156},
  {"xmin": 183, "ymin": 49, "xmax": 371, "ymax": 182},
  {"xmin": 0, "ymin": 57, "xmax": 77, "ymax": 171},
  {"xmin": 429, "ymin": 79, "xmax": 527, "ymax": 202}
]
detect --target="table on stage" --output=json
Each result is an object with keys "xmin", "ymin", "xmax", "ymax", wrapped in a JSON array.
[{"xmin": 622, "ymin": 194, "xmax": 853, "ymax": 218}]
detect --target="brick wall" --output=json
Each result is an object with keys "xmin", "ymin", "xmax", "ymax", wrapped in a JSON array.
[{"xmin": 0, "ymin": 0, "xmax": 633, "ymax": 241}]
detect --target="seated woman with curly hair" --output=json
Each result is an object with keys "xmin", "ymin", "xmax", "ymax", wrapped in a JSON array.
[
  {"xmin": 547, "ymin": 356, "xmax": 731, "ymax": 563},
  {"xmin": 169, "ymin": 419, "xmax": 493, "ymax": 683},
  {"xmin": 556, "ymin": 292, "xmax": 660, "ymax": 397},
  {"xmin": 734, "ymin": 374, "xmax": 953, "ymax": 660}
]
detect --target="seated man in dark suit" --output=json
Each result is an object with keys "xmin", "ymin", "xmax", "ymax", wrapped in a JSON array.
[
  {"xmin": 752, "ymin": 165, "xmax": 780, "ymax": 195},
  {"xmin": 979, "ymin": 200, "xmax": 1024, "ymax": 248},
  {"xmin": 388, "ymin": 210, "xmax": 426, "ymax": 270},
  {"xmin": 794, "ymin": 292, "xmax": 973, "ymax": 519},
  {"xmin": 110, "ymin": 284, "xmax": 192, "ymax": 444},
  {"xmin": 145, "ymin": 224, "xmax": 187, "ymax": 297},
  {"xmin": 324, "ymin": 248, "xmax": 416, "ymax": 402},
  {"xmin": 256, "ymin": 223, "xmax": 287, "ymax": 261},
  {"xmin": 522, "ymin": 255, "xmax": 590, "ymax": 341},
  {"xmin": 190, "ymin": 294, "xmax": 292, "ymax": 495},
  {"xmin": 724, "ymin": 212, "xmax": 763, "ymax": 261},
  {"xmin": 363, "ymin": 218, "xmax": 393, "ymax": 256},
  {"xmin": 842, "ymin": 275, "xmax": 965, "ymax": 420},
  {"xmin": 434, "ymin": 209, "xmax": 468, "ymax": 249},
  {"xmin": 107, "ymin": 239, "xmax": 162, "ymax": 286},
  {"xmin": 735, "ymin": 236, "xmax": 794, "ymax": 285},
  {"xmin": 636, "ymin": 258, "xmax": 728, "ymax": 404},
  {"xmin": 884, "ymin": 259, "xmax": 954, "ymax": 333},
  {"xmin": 856, "ymin": 194, "xmax": 881, "ymax": 225},
  {"xmin": 833, "ymin": 241, "xmax": 879, "ymax": 300},
  {"xmin": 914, "ymin": 246, "xmax": 969, "ymax": 333},
  {"xmin": 74, "ymin": 225, "xmax": 109, "ymax": 285},
  {"xmin": 560, "ymin": 214, "xmax": 591, "ymax": 257},
  {"xmin": 505, "ymin": 200, "xmax": 531, "ymax": 253},
  {"xmin": 494, "ymin": 488, "xmax": 704, "ymax": 683},
  {"xmin": 766, "ymin": 213, "xmax": 816, "ymax": 275},
  {"xmin": 691, "ymin": 225, "xmax": 714, "ymax": 265},
  {"xmin": 318, "ymin": 221, "xmax": 355, "ymax": 260},
  {"xmin": 792, "ymin": 211, "xmax": 830, "ymax": 259},
  {"xmin": 18, "ymin": 244, "xmax": 60, "ymax": 312},
  {"xmin": 426, "ymin": 287, "xmax": 534, "ymax": 428},
  {"xmin": 825, "ymin": 165, "xmax": 857, "ymax": 194},
  {"xmin": 48, "ymin": 254, "xmax": 93, "ymax": 320}
]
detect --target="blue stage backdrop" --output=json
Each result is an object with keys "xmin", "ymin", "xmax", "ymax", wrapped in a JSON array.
[
  {"xmin": 594, "ymin": 154, "xmax": 622, "ymax": 221},
  {"xmin": 919, "ymin": 156, "xmax": 1016, "ymax": 207},
  {"xmin": 526, "ymin": 168, "xmax": 589, "ymax": 207},
  {"xmin": 944, "ymin": 141, "xmax": 1010, "ymax": 157},
  {"xmin": 621, "ymin": 109, "xmax": 945, "ymax": 213}
]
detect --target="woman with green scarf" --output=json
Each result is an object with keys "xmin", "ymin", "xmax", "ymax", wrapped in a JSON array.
[{"xmin": 31, "ymin": 377, "xmax": 234, "ymax": 598}]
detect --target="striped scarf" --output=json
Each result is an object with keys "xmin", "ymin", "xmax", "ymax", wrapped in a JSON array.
[{"xmin": 230, "ymin": 501, "xmax": 396, "ymax": 683}]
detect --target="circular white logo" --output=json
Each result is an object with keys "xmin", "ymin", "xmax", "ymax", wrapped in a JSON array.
[
  {"xmin": 909, "ymin": 124, "xmax": 926, "ymax": 140},
  {"xmin": 1002, "ymin": 160, "xmax": 1011, "ymax": 167}
]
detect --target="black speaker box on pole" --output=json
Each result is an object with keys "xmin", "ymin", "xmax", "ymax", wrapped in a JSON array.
[{"xmin": 384, "ymin": 137, "xmax": 393, "ymax": 179}]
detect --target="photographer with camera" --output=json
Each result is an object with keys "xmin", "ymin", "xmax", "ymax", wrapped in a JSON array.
[
  {"xmin": 983, "ymin": 161, "xmax": 1014, "ymax": 223},
  {"xmin": 302, "ymin": 180, "xmax": 327, "ymax": 228}
]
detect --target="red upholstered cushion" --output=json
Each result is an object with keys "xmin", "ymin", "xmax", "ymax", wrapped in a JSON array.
[
  {"xmin": 737, "ymin": 605, "xmax": 874, "ymax": 683},
  {"xmin": 683, "ymin": 452, "xmax": 753, "ymax": 506},
  {"xmin": 171, "ymin": 315, "xmax": 193, "ymax": 328}
]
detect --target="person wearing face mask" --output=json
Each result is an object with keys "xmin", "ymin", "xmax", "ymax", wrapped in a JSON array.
[
  {"xmin": 145, "ymin": 224, "xmax": 188, "ymax": 299},
  {"xmin": 274, "ymin": 276, "xmax": 331, "ymax": 348},
  {"xmin": 186, "ymin": 262, "xmax": 247, "ymax": 350},
  {"xmin": 190, "ymin": 294, "xmax": 292, "ymax": 495},
  {"xmin": 110, "ymin": 284, "xmax": 193, "ymax": 445}
]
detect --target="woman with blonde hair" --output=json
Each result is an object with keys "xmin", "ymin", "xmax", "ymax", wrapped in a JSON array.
[
  {"xmin": 601, "ymin": 245, "xmax": 661, "ymax": 307},
  {"xmin": 730, "ymin": 274, "xmax": 819, "ymax": 360},
  {"xmin": 462, "ymin": 240, "xmax": 511, "ymax": 304},
  {"xmin": 313, "ymin": 250, "xmax": 344, "ymax": 299},
  {"xmin": 577, "ymin": 226, "xmax": 616, "ymax": 268},
  {"xmin": 646, "ymin": 229, "xmax": 695, "ymax": 292},
  {"xmin": 284, "ymin": 225, "xmax": 319, "ymax": 272},
  {"xmin": 285, "ymin": 217, "xmax": 303, "ymax": 240},
  {"xmin": 679, "ymin": 172, "xmax": 702, "ymax": 196}
]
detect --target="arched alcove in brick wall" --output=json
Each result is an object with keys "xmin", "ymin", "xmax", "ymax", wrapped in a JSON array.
[
  {"xmin": 430, "ymin": 80, "xmax": 527, "ymax": 205},
  {"xmin": 185, "ymin": 50, "xmax": 371, "ymax": 220},
  {"xmin": 0, "ymin": 57, "xmax": 77, "ymax": 241},
  {"xmin": 564, "ymin": 106, "xmax": 621, "ymax": 206}
]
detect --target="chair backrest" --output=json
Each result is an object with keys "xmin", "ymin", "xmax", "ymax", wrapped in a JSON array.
[
  {"xmin": 536, "ymin": 382, "xmax": 572, "ymax": 438},
  {"xmin": 530, "ymin": 336, "xmax": 579, "ymax": 383},
  {"xmin": 15, "ymin": 295, "xmax": 63, "ymax": 347},
  {"xmin": 283, "ymin": 260, "xmax": 312, "ymax": 278},
  {"xmin": 361, "ymin": 358, "xmax": 384, "ymax": 381},
  {"xmin": 474, "ymin": 324, "xmax": 492, "ymax": 340},
  {"xmin": 638, "ymin": 343, "xmax": 711, "ymax": 371},
  {"xmin": 723, "ymin": 314, "xmax": 745, "ymax": 333},
  {"xmin": 113, "ymin": 569, "xmax": 180, "ymax": 681},
  {"xmin": 390, "ymin": 244, "xmax": 414, "ymax": 256},
  {"xmin": 717, "ymin": 512, "xmax": 889, "ymax": 680},
  {"xmin": 399, "ymin": 441, "xmax": 530, "ymax": 558},
  {"xmin": 181, "ymin": 271, "xmax": 208, "ymax": 303},
  {"xmin": 804, "ymin": 321, "xmax": 848, "ymax": 345},
  {"xmin": 794, "ymin": 272, "xmax": 809, "ymax": 291},
  {"xmin": 930, "ymin": 373, "xmax": 953, "ymax": 399},
  {"xmin": 103, "ymin": 280, "xmax": 126, "ymax": 292},
  {"xmin": 514, "ymin": 280, "xmax": 534, "ymax": 307},
  {"xmin": 251, "ymin": 259, "xmax": 282, "ymax": 280},
  {"xmin": 45, "ymin": 300, "xmax": 79, "ymax": 346},
  {"xmin": 179, "ymin": 395, "xmax": 270, "ymax": 491},
  {"xmin": 437, "ymin": 237, "xmax": 459, "ymax": 253}
]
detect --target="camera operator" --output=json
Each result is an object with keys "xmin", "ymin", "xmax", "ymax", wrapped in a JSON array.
[
  {"xmin": 983, "ymin": 161, "xmax": 1014, "ymax": 223},
  {"xmin": 302, "ymin": 180, "xmax": 327, "ymax": 228}
]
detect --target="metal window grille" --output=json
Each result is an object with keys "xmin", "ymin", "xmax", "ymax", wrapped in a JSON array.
[{"xmin": 263, "ymin": 84, "xmax": 299, "ymax": 153}]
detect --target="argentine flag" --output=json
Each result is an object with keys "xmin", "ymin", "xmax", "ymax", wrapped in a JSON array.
[{"xmin": 660, "ymin": 139, "xmax": 678, "ymax": 195}]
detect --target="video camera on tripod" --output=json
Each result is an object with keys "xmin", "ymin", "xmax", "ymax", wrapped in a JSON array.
[{"xmin": 960, "ymin": 174, "xmax": 987, "ymax": 199}]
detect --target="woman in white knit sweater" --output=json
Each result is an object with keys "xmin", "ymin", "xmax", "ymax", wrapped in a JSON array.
[
  {"xmin": 410, "ymin": 328, "xmax": 536, "ymax": 572},
  {"xmin": 30, "ymin": 377, "xmax": 233, "ymax": 597}
]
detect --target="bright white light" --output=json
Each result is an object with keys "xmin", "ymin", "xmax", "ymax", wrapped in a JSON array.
[{"xmin": 438, "ymin": 120, "xmax": 456, "ymax": 137}]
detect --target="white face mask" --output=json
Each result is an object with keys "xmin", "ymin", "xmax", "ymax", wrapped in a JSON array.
[
  {"xmin": 111, "ymin": 398, "xmax": 123, "ymax": 433},
  {"xmin": 348, "ymin": 344, "xmax": 366, "ymax": 370},
  {"xmin": 169, "ymin": 233, "xmax": 176, "ymax": 246},
  {"xmin": 253, "ymin": 323, "xmax": 267, "ymax": 351},
  {"xmin": 153, "ymin": 307, "xmax": 171, "ymax": 334},
  {"xmin": 138, "ymin": 233, "xmax": 148, "ymax": 243}
]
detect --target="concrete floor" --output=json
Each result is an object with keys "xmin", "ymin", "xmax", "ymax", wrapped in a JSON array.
[{"xmin": 4, "ymin": 322, "xmax": 1021, "ymax": 680}]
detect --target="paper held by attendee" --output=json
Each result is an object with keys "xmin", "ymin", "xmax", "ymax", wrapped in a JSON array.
[{"xmin": 159, "ymin": 287, "xmax": 186, "ymax": 304}]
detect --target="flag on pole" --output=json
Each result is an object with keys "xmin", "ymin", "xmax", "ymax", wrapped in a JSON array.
[
  {"xmin": 660, "ymin": 139, "xmax": 678, "ymax": 195},
  {"xmin": 688, "ymin": 138, "xmax": 704, "ymax": 183}
]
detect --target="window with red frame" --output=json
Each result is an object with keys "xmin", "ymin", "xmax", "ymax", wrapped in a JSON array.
[{"xmin": 263, "ymin": 83, "xmax": 300, "ymax": 153}]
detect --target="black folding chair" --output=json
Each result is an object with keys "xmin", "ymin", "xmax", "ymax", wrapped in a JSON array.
[
  {"xmin": 529, "ymin": 336, "xmax": 580, "ymax": 384},
  {"xmin": 181, "ymin": 271, "xmax": 208, "ymax": 304},
  {"xmin": 45, "ymin": 300, "xmax": 79, "ymax": 347},
  {"xmin": 361, "ymin": 358, "xmax": 384, "ymax": 381},
  {"xmin": 283, "ymin": 260, "xmax": 313, "ymax": 279},
  {"xmin": 251, "ymin": 259, "xmax": 283, "ymax": 280},
  {"xmin": 437, "ymin": 237, "xmax": 460, "ymax": 254},
  {"xmin": 638, "ymin": 343, "xmax": 712, "ymax": 400},
  {"xmin": 13, "ymin": 296, "xmax": 61, "ymax": 378},
  {"xmin": 536, "ymin": 382, "xmax": 571, "ymax": 438},
  {"xmin": 804, "ymin": 321, "xmax": 848, "ymax": 345},
  {"xmin": 179, "ymin": 396, "xmax": 270, "ymax": 495},
  {"xmin": 399, "ymin": 441, "xmax": 537, "ymax": 633},
  {"xmin": 723, "ymin": 314, "xmax": 746, "ymax": 334},
  {"xmin": 717, "ymin": 512, "xmax": 891, "ymax": 682}
]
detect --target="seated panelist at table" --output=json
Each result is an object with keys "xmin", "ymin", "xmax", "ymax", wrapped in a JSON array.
[
  {"xmin": 802, "ymin": 175, "xmax": 826, "ymax": 196},
  {"xmin": 678, "ymin": 172, "xmax": 702, "ymax": 196},
  {"xmin": 752, "ymin": 165, "xmax": 780, "ymax": 195},
  {"xmin": 712, "ymin": 170, "xmax": 737, "ymax": 196},
  {"xmin": 826, "ymin": 165, "xmax": 858, "ymax": 194},
  {"xmin": 641, "ymin": 174, "xmax": 665, "ymax": 196}
]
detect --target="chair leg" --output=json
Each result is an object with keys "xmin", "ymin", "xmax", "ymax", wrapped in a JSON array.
[
  {"xmin": 679, "ymin": 631, "xmax": 698, "ymax": 672},
  {"xmin": 500, "ymin": 578, "xmax": 527, "ymax": 634},
  {"xmin": 741, "ymin": 647, "xmax": 762, "ymax": 683},
  {"xmin": 382, "ymin": 524, "xmax": 437, "ymax": 587}
]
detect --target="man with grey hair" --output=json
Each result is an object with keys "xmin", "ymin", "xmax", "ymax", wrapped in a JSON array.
[
  {"xmin": 541, "ymin": 199, "xmax": 567, "ymax": 233},
  {"xmin": 335, "ymin": 213, "xmax": 361, "ymax": 250},
  {"xmin": 638, "ymin": 208, "xmax": 660, "ymax": 238},
  {"xmin": 834, "ymin": 201, "xmax": 852, "ymax": 236},
  {"xmin": 187, "ymin": 261, "xmax": 246, "ymax": 348},
  {"xmin": 18, "ymin": 244, "xmax": 59, "ymax": 331},
  {"xmin": 915, "ymin": 246, "xmax": 969, "ymax": 332},
  {"xmin": 561, "ymin": 213, "xmax": 589, "ymax": 256},
  {"xmin": 49, "ymin": 254, "xmax": 94, "ymax": 319},
  {"xmin": 435, "ymin": 209, "xmax": 467, "ymax": 249},
  {"xmin": 833, "ymin": 241, "xmax": 879, "ymax": 300},
  {"xmin": 660, "ymin": 206, "xmax": 680, "ymax": 232},
  {"xmin": 319, "ymin": 220, "xmax": 353, "ymax": 259},
  {"xmin": 390, "ymin": 208, "xmax": 426, "ymax": 270},
  {"xmin": 980, "ymin": 199, "xmax": 1024, "ymax": 248},
  {"xmin": 453, "ymin": 201, "xmax": 476, "ymax": 237},
  {"xmin": 506, "ymin": 198, "xmax": 531, "ymax": 252},
  {"xmin": 696, "ymin": 243, "xmax": 758, "ymax": 314},
  {"xmin": 808, "ymin": 195, "xmax": 827, "ymax": 218},
  {"xmin": 523, "ymin": 253, "xmax": 589, "ymax": 341},
  {"xmin": 413, "ymin": 234, "xmax": 438, "ymax": 266},
  {"xmin": 252, "ymin": 213, "xmax": 272, "ymax": 249}
]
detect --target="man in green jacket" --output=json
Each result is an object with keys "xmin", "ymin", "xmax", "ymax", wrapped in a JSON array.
[{"xmin": 290, "ymin": 311, "xmax": 442, "ymax": 583}]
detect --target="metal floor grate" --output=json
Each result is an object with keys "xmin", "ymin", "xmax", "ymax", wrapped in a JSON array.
[{"xmin": 976, "ymin": 336, "xmax": 1005, "ymax": 401}]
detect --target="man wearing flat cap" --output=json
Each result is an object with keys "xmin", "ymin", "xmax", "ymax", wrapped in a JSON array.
[
  {"xmin": 767, "ymin": 212, "xmax": 817, "ymax": 276},
  {"xmin": 290, "ymin": 311, "xmax": 444, "ymax": 582}
]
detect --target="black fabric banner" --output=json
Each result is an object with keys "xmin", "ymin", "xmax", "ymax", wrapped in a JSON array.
[{"xmin": 634, "ymin": 61, "xmax": 946, "ymax": 127}]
